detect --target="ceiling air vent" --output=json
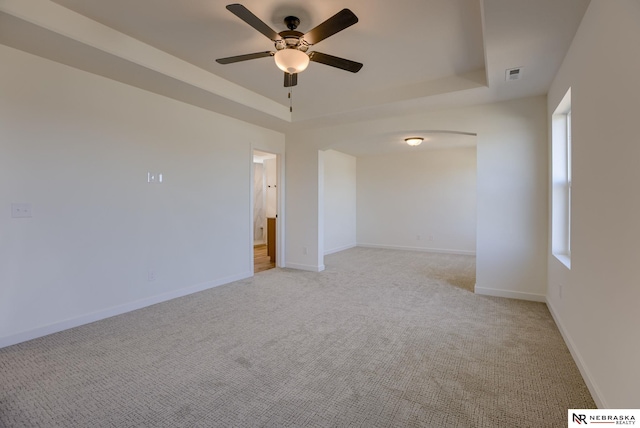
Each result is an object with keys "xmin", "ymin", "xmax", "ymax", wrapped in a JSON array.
[{"xmin": 505, "ymin": 67, "xmax": 522, "ymax": 81}]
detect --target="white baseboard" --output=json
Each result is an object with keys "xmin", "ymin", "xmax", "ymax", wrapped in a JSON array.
[
  {"xmin": 357, "ymin": 243, "xmax": 475, "ymax": 256},
  {"xmin": 285, "ymin": 262, "xmax": 325, "ymax": 272},
  {"xmin": 474, "ymin": 285, "xmax": 546, "ymax": 302},
  {"xmin": 546, "ymin": 299, "xmax": 607, "ymax": 408},
  {"xmin": 324, "ymin": 243, "xmax": 357, "ymax": 256},
  {"xmin": 0, "ymin": 271, "xmax": 252, "ymax": 349}
]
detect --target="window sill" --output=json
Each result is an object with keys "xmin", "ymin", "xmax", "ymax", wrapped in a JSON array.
[{"xmin": 553, "ymin": 253, "xmax": 571, "ymax": 270}]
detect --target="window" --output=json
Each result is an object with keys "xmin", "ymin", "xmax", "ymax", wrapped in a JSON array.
[
  {"xmin": 566, "ymin": 109, "xmax": 572, "ymax": 255},
  {"xmin": 552, "ymin": 89, "xmax": 572, "ymax": 268}
]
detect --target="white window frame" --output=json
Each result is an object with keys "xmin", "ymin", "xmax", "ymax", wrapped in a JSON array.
[{"xmin": 552, "ymin": 88, "xmax": 572, "ymax": 268}]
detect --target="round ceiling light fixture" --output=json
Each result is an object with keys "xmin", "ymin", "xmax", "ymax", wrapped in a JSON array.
[
  {"xmin": 274, "ymin": 48, "xmax": 310, "ymax": 74},
  {"xmin": 405, "ymin": 137, "xmax": 424, "ymax": 147}
]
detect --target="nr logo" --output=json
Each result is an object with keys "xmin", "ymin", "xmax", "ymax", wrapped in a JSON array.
[{"xmin": 573, "ymin": 413, "xmax": 588, "ymax": 424}]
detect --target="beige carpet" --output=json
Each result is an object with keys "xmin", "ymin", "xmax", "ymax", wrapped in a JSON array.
[{"xmin": 0, "ymin": 247, "xmax": 594, "ymax": 427}]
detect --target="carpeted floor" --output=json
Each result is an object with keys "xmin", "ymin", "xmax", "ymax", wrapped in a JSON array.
[{"xmin": 0, "ymin": 247, "xmax": 594, "ymax": 427}]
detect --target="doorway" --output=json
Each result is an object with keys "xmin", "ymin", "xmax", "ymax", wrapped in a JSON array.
[{"xmin": 253, "ymin": 150, "xmax": 277, "ymax": 273}]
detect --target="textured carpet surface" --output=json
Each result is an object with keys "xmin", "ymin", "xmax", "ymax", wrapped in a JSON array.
[{"xmin": 0, "ymin": 247, "xmax": 594, "ymax": 427}]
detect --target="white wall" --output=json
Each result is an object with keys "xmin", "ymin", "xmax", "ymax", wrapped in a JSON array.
[
  {"xmin": 286, "ymin": 95, "xmax": 548, "ymax": 299},
  {"xmin": 357, "ymin": 147, "xmax": 476, "ymax": 254},
  {"xmin": 284, "ymin": 142, "xmax": 323, "ymax": 271},
  {"xmin": 323, "ymin": 150, "xmax": 357, "ymax": 255},
  {"xmin": 0, "ymin": 45, "xmax": 285, "ymax": 347},
  {"xmin": 474, "ymin": 97, "xmax": 548, "ymax": 302},
  {"xmin": 253, "ymin": 163, "xmax": 265, "ymax": 243},
  {"xmin": 546, "ymin": 0, "xmax": 640, "ymax": 408},
  {"xmin": 264, "ymin": 158, "xmax": 277, "ymax": 218}
]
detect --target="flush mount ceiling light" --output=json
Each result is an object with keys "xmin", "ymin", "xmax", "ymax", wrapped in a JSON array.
[
  {"xmin": 274, "ymin": 48, "xmax": 310, "ymax": 74},
  {"xmin": 405, "ymin": 137, "xmax": 424, "ymax": 147}
]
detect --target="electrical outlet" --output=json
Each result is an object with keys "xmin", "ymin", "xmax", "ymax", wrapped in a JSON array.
[
  {"xmin": 303, "ymin": 247, "xmax": 308, "ymax": 255},
  {"xmin": 427, "ymin": 235, "xmax": 434, "ymax": 242},
  {"xmin": 148, "ymin": 270, "xmax": 156, "ymax": 281},
  {"xmin": 11, "ymin": 203, "xmax": 32, "ymax": 218},
  {"xmin": 416, "ymin": 235, "xmax": 421, "ymax": 241}
]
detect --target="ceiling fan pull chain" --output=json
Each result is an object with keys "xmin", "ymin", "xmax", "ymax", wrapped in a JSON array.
[{"xmin": 289, "ymin": 87, "xmax": 293, "ymax": 113}]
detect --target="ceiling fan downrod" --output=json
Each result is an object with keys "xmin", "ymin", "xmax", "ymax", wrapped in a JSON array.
[{"xmin": 284, "ymin": 16, "xmax": 300, "ymax": 31}]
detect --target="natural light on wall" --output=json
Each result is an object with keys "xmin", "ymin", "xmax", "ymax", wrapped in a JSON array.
[{"xmin": 552, "ymin": 88, "xmax": 572, "ymax": 268}]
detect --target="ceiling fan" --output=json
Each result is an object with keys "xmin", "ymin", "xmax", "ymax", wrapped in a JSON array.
[{"xmin": 216, "ymin": 4, "xmax": 363, "ymax": 88}]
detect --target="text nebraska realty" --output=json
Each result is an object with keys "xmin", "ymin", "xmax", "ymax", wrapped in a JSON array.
[{"xmin": 574, "ymin": 413, "xmax": 636, "ymax": 425}]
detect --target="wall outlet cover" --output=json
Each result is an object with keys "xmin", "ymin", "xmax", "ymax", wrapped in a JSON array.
[{"xmin": 11, "ymin": 203, "xmax": 32, "ymax": 218}]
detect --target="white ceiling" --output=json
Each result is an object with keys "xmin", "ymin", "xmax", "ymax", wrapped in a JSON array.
[
  {"xmin": 339, "ymin": 131, "xmax": 478, "ymax": 158},
  {"xmin": 0, "ymin": 0, "xmax": 589, "ymax": 153}
]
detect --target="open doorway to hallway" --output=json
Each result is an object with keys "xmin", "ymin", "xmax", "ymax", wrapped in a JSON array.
[{"xmin": 253, "ymin": 150, "xmax": 277, "ymax": 273}]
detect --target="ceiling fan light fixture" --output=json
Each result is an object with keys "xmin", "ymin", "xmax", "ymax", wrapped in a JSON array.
[
  {"xmin": 405, "ymin": 137, "xmax": 424, "ymax": 147},
  {"xmin": 274, "ymin": 48, "xmax": 310, "ymax": 74}
]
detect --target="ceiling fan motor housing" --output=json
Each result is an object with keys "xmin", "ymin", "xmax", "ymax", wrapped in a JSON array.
[{"xmin": 276, "ymin": 31, "xmax": 309, "ymax": 52}]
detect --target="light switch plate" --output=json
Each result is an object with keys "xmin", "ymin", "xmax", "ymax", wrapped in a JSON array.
[{"xmin": 147, "ymin": 172, "xmax": 163, "ymax": 183}]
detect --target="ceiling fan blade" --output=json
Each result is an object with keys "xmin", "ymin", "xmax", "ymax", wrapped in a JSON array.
[
  {"xmin": 226, "ymin": 4, "xmax": 280, "ymax": 41},
  {"xmin": 308, "ymin": 51, "xmax": 363, "ymax": 73},
  {"xmin": 216, "ymin": 51, "xmax": 274, "ymax": 64},
  {"xmin": 303, "ymin": 9, "xmax": 358, "ymax": 45},
  {"xmin": 284, "ymin": 72, "xmax": 298, "ymax": 87}
]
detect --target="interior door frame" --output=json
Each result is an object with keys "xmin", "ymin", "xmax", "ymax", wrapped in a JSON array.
[{"xmin": 250, "ymin": 148, "xmax": 284, "ymax": 272}]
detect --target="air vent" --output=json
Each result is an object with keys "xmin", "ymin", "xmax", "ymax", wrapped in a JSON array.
[{"xmin": 505, "ymin": 67, "xmax": 522, "ymax": 81}]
